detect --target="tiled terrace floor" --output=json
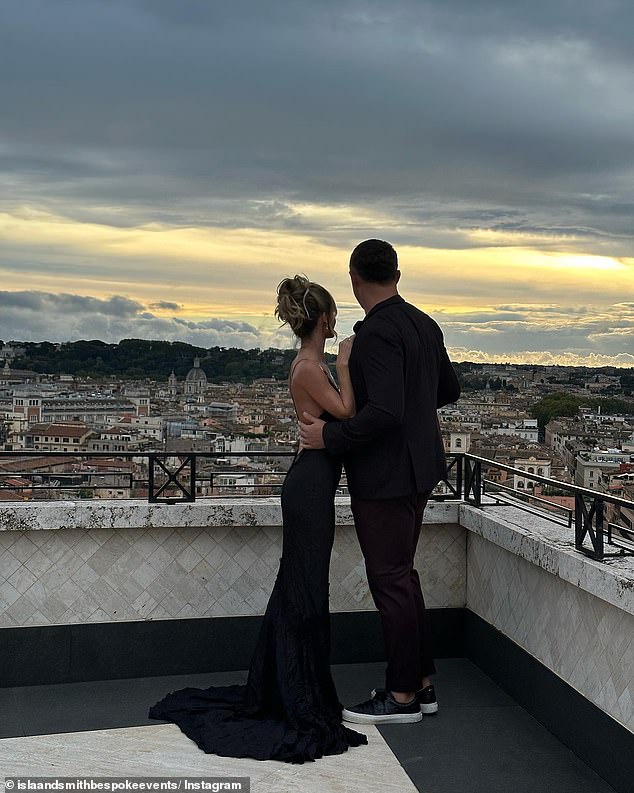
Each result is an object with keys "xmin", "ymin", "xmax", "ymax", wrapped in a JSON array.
[{"xmin": 0, "ymin": 659, "xmax": 617, "ymax": 793}]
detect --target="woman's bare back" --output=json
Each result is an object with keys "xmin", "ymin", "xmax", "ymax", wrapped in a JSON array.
[{"xmin": 288, "ymin": 357, "xmax": 338, "ymax": 420}]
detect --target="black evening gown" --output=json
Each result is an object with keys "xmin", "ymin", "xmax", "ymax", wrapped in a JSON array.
[{"xmin": 148, "ymin": 419, "xmax": 367, "ymax": 763}]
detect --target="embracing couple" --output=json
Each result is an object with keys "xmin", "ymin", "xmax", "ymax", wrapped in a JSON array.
[{"xmin": 149, "ymin": 239, "xmax": 461, "ymax": 764}]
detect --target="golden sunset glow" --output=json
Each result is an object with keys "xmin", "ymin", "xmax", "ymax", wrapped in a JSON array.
[{"xmin": 3, "ymin": 209, "xmax": 634, "ymax": 322}]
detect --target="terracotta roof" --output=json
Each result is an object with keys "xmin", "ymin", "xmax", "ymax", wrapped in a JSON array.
[
  {"xmin": 82, "ymin": 459, "xmax": 134, "ymax": 470},
  {"xmin": 22, "ymin": 423, "xmax": 90, "ymax": 438},
  {"xmin": 0, "ymin": 456, "xmax": 73, "ymax": 472},
  {"xmin": 0, "ymin": 477, "xmax": 31, "ymax": 487}
]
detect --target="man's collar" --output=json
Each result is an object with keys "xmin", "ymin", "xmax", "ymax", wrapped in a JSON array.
[{"xmin": 353, "ymin": 294, "xmax": 404, "ymax": 332}]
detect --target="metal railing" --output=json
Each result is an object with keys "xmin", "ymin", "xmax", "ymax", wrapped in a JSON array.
[
  {"xmin": 0, "ymin": 449, "xmax": 298, "ymax": 502},
  {"xmin": 461, "ymin": 454, "xmax": 634, "ymax": 562},
  {"xmin": 1, "ymin": 450, "xmax": 633, "ymax": 562}
]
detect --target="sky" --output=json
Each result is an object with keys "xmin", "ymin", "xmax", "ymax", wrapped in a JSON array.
[{"xmin": 1, "ymin": 0, "xmax": 633, "ymax": 366}]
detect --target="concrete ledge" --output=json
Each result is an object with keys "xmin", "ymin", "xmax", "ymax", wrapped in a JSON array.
[
  {"xmin": 460, "ymin": 502, "xmax": 634, "ymax": 617},
  {"xmin": 0, "ymin": 497, "xmax": 460, "ymax": 532}
]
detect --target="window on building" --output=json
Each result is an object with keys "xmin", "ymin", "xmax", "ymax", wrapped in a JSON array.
[{"xmin": 455, "ymin": 438, "xmax": 462, "ymax": 448}]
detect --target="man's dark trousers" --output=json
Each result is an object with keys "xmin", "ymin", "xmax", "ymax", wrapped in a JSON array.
[{"xmin": 351, "ymin": 490, "xmax": 436, "ymax": 693}]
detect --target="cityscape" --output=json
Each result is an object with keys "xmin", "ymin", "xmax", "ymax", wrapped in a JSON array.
[{"xmin": 1, "ymin": 339, "xmax": 633, "ymax": 538}]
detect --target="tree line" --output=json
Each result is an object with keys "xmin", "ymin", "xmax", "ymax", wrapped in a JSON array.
[
  {"xmin": 531, "ymin": 392, "xmax": 634, "ymax": 428},
  {"xmin": 8, "ymin": 339, "xmax": 308, "ymax": 382},
  {"xmin": 5, "ymin": 340, "xmax": 633, "ymax": 392}
]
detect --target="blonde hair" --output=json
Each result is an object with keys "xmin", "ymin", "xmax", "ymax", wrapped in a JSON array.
[{"xmin": 275, "ymin": 275, "xmax": 336, "ymax": 339}]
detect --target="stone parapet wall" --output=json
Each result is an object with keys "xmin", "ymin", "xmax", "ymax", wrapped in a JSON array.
[
  {"xmin": 0, "ymin": 499, "xmax": 465, "ymax": 627},
  {"xmin": 462, "ymin": 504, "xmax": 634, "ymax": 733}
]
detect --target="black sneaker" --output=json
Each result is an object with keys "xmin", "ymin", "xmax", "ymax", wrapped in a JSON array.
[
  {"xmin": 418, "ymin": 684, "xmax": 439, "ymax": 715},
  {"xmin": 342, "ymin": 690, "xmax": 422, "ymax": 724},
  {"xmin": 370, "ymin": 685, "xmax": 439, "ymax": 715}
]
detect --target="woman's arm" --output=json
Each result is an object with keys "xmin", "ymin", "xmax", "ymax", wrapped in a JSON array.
[
  {"xmin": 292, "ymin": 337, "xmax": 356, "ymax": 420},
  {"xmin": 334, "ymin": 336, "xmax": 356, "ymax": 418}
]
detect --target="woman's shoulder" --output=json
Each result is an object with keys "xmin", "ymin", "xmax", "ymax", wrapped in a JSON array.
[{"xmin": 289, "ymin": 358, "xmax": 333, "ymax": 392}]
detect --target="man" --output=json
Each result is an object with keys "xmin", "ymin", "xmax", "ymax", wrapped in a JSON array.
[{"xmin": 299, "ymin": 239, "xmax": 460, "ymax": 725}]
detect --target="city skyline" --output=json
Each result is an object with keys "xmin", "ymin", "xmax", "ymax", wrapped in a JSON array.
[{"xmin": 1, "ymin": 1, "xmax": 633, "ymax": 366}]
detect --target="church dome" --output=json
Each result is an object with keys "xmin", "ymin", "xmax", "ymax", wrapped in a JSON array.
[
  {"xmin": 184, "ymin": 357, "xmax": 207, "ymax": 394},
  {"xmin": 185, "ymin": 357, "xmax": 207, "ymax": 383}
]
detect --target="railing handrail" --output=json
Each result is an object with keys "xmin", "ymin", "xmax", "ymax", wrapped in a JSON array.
[
  {"xmin": 461, "ymin": 453, "xmax": 634, "ymax": 561},
  {"xmin": 0, "ymin": 450, "xmax": 296, "ymax": 458},
  {"xmin": 1, "ymin": 449, "xmax": 632, "ymax": 506},
  {"xmin": 464, "ymin": 453, "xmax": 634, "ymax": 510}
]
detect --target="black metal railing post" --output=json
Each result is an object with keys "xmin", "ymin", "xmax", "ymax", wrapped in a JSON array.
[
  {"xmin": 148, "ymin": 454, "xmax": 196, "ymax": 503},
  {"xmin": 575, "ymin": 494, "xmax": 605, "ymax": 561},
  {"xmin": 455, "ymin": 453, "xmax": 464, "ymax": 500},
  {"xmin": 464, "ymin": 456, "xmax": 482, "ymax": 506}
]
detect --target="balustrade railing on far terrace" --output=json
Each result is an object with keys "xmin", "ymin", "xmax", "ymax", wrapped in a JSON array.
[{"xmin": 461, "ymin": 453, "xmax": 634, "ymax": 562}]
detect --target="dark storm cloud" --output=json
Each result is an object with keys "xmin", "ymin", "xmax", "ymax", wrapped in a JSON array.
[
  {"xmin": 0, "ymin": 291, "xmax": 143, "ymax": 317},
  {"xmin": 0, "ymin": 290, "xmax": 268, "ymax": 347},
  {"xmin": 1, "ymin": 0, "xmax": 633, "ymax": 253}
]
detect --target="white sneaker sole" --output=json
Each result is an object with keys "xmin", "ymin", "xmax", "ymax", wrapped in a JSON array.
[
  {"xmin": 420, "ymin": 702, "xmax": 439, "ymax": 715},
  {"xmin": 342, "ymin": 708, "xmax": 423, "ymax": 725}
]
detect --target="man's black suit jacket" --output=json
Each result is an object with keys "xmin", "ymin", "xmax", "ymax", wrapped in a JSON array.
[{"xmin": 323, "ymin": 295, "xmax": 461, "ymax": 500}]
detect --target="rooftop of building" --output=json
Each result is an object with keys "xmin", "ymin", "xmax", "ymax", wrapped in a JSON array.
[
  {"xmin": 1, "ymin": 481, "xmax": 633, "ymax": 791},
  {"xmin": 0, "ymin": 658, "xmax": 622, "ymax": 793}
]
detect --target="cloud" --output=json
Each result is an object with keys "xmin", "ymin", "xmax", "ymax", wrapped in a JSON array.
[
  {"xmin": 1, "ymin": 0, "xmax": 633, "ymax": 255},
  {"xmin": 149, "ymin": 301, "xmax": 183, "ymax": 311},
  {"xmin": 447, "ymin": 348, "xmax": 634, "ymax": 368},
  {"xmin": 1, "ymin": 1, "xmax": 634, "ymax": 364},
  {"xmin": 0, "ymin": 288, "xmax": 632, "ymax": 368},
  {"xmin": 0, "ymin": 291, "xmax": 144, "ymax": 317},
  {"xmin": 0, "ymin": 290, "xmax": 272, "ymax": 349},
  {"xmin": 436, "ymin": 302, "xmax": 634, "ymax": 363}
]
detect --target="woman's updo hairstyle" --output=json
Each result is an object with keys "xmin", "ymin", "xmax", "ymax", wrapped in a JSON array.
[{"xmin": 275, "ymin": 274, "xmax": 336, "ymax": 339}]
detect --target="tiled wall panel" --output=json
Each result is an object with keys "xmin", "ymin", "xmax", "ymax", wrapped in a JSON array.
[
  {"xmin": 0, "ymin": 522, "xmax": 466, "ymax": 627},
  {"xmin": 467, "ymin": 533, "xmax": 634, "ymax": 732}
]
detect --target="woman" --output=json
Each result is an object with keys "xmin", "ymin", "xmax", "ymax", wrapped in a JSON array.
[{"xmin": 148, "ymin": 275, "xmax": 367, "ymax": 763}]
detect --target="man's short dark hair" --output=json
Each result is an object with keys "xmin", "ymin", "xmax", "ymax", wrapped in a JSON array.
[{"xmin": 349, "ymin": 239, "xmax": 398, "ymax": 284}]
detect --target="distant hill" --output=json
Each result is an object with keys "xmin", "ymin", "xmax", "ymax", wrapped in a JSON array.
[
  {"xmin": 8, "ymin": 339, "xmax": 305, "ymax": 382},
  {"xmin": 3, "ymin": 339, "xmax": 634, "ymax": 389}
]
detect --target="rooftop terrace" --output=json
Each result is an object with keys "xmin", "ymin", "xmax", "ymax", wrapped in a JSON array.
[{"xmin": 1, "ymin": 480, "xmax": 633, "ymax": 792}]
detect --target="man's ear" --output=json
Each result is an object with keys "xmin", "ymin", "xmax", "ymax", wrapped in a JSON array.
[{"xmin": 395, "ymin": 270, "xmax": 401, "ymax": 284}]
